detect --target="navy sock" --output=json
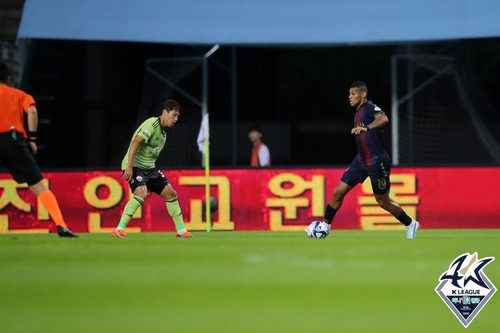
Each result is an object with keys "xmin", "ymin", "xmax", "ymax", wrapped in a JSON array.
[
  {"xmin": 396, "ymin": 211, "xmax": 412, "ymax": 226},
  {"xmin": 324, "ymin": 204, "xmax": 337, "ymax": 224}
]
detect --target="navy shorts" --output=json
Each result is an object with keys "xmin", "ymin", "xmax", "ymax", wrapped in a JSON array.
[
  {"xmin": 341, "ymin": 155, "xmax": 391, "ymax": 195},
  {"xmin": 0, "ymin": 133, "xmax": 43, "ymax": 186},
  {"xmin": 126, "ymin": 167, "xmax": 170, "ymax": 195}
]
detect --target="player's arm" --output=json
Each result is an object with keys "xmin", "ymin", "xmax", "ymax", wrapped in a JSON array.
[
  {"xmin": 367, "ymin": 112, "xmax": 389, "ymax": 130},
  {"xmin": 26, "ymin": 105, "xmax": 38, "ymax": 154},
  {"xmin": 351, "ymin": 112, "xmax": 389, "ymax": 134},
  {"xmin": 122, "ymin": 135, "xmax": 145, "ymax": 181}
]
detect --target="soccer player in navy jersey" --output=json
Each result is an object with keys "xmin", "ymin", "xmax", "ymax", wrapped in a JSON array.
[{"xmin": 310, "ymin": 81, "xmax": 419, "ymax": 239}]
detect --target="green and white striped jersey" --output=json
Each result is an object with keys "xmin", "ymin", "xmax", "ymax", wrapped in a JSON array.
[{"xmin": 121, "ymin": 117, "xmax": 166, "ymax": 170}]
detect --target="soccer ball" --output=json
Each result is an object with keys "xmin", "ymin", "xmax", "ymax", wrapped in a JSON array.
[
  {"xmin": 202, "ymin": 196, "xmax": 218, "ymax": 212},
  {"xmin": 305, "ymin": 220, "xmax": 330, "ymax": 239}
]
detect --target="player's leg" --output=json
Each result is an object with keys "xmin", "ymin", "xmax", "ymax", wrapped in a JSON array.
[
  {"xmin": 308, "ymin": 178, "xmax": 356, "ymax": 239},
  {"xmin": 325, "ymin": 181, "xmax": 353, "ymax": 222},
  {"xmin": 374, "ymin": 193, "xmax": 419, "ymax": 239},
  {"xmin": 324, "ymin": 157, "xmax": 364, "ymax": 224},
  {"xmin": 149, "ymin": 169, "xmax": 192, "ymax": 238},
  {"xmin": 113, "ymin": 168, "xmax": 149, "ymax": 238},
  {"xmin": 369, "ymin": 161, "xmax": 419, "ymax": 239},
  {"xmin": 373, "ymin": 193, "xmax": 409, "ymax": 220},
  {"xmin": 159, "ymin": 184, "xmax": 193, "ymax": 238}
]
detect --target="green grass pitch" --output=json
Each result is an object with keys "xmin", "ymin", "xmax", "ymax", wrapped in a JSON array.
[{"xmin": 1, "ymin": 230, "xmax": 499, "ymax": 333}]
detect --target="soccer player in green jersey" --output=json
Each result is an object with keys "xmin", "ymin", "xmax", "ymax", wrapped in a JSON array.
[{"xmin": 113, "ymin": 99, "xmax": 193, "ymax": 238}]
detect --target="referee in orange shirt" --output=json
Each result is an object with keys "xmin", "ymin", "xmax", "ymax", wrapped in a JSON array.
[{"xmin": 0, "ymin": 61, "xmax": 77, "ymax": 237}]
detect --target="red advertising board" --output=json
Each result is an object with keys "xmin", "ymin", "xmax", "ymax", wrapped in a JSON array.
[{"xmin": 0, "ymin": 167, "xmax": 499, "ymax": 234}]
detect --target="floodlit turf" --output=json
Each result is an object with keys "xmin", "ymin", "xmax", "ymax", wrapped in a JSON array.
[{"xmin": 1, "ymin": 230, "xmax": 499, "ymax": 333}]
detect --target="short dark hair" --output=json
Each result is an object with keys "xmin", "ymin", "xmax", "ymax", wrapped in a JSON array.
[
  {"xmin": 350, "ymin": 81, "xmax": 368, "ymax": 93},
  {"xmin": 248, "ymin": 125, "xmax": 262, "ymax": 133},
  {"xmin": 0, "ymin": 61, "xmax": 11, "ymax": 83},
  {"xmin": 163, "ymin": 99, "xmax": 181, "ymax": 113}
]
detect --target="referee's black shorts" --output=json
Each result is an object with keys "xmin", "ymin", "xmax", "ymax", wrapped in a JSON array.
[{"xmin": 0, "ymin": 132, "xmax": 43, "ymax": 186}]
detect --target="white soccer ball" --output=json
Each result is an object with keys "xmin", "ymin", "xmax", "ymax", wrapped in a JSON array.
[{"xmin": 305, "ymin": 220, "xmax": 330, "ymax": 239}]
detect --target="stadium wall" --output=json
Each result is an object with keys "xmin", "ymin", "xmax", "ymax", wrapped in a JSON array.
[{"xmin": 1, "ymin": 167, "xmax": 499, "ymax": 234}]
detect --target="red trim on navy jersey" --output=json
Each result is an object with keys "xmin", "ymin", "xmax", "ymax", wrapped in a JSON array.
[{"xmin": 355, "ymin": 104, "xmax": 373, "ymax": 165}]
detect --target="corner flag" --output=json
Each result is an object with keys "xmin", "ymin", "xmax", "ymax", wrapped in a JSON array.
[
  {"xmin": 197, "ymin": 113, "xmax": 211, "ymax": 231},
  {"xmin": 197, "ymin": 113, "xmax": 209, "ymax": 156}
]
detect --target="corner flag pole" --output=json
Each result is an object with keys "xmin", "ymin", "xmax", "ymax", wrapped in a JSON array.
[
  {"xmin": 202, "ymin": 44, "xmax": 219, "ymax": 232},
  {"xmin": 196, "ymin": 114, "xmax": 211, "ymax": 231},
  {"xmin": 203, "ymin": 115, "xmax": 211, "ymax": 232}
]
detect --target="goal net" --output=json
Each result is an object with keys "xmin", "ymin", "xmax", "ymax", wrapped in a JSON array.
[
  {"xmin": 391, "ymin": 45, "xmax": 500, "ymax": 165},
  {"xmin": 134, "ymin": 57, "xmax": 204, "ymax": 168}
]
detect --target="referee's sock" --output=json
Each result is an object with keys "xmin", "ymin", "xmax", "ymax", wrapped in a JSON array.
[{"xmin": 38, "ymin": 190, "xmax": 67, "ymax": 228}]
